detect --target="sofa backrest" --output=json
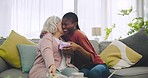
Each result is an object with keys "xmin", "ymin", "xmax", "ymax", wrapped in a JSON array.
[
  {"xmin": 90, "ymin": 40, "xmax": 112, "ymax": 54},
  {"xmin": 31, "ymin": 39, "xmax": 111, "ymax": 55},
  {"xmin": 0, "ymin": 57, "xmax": 8, "ymax": 73},
  {"xmin": 0, "ymin": 38, "xmax": 111, "ymax": 57},
  {"xmin": 98, "ymin": 41, "xmax": 112, "ymax": 53},
  {"xmin": 31, "ymin": 39, "xmax": 105, "ymax": 55},
  {"xmin": 0, "ymin": 38, "xmax": 39, "ymax": 45},
  {"xmin": 89, "ymin": 40, "xmax": 100, "ymax": 54},
  {"xmin": 0, "ymin": 38, "xmax": 6, "ymax": 45}
]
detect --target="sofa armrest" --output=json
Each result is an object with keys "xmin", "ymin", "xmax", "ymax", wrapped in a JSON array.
[{"xmin": 0, "ymin": 57, "xmax": 8, "ymax": 73}]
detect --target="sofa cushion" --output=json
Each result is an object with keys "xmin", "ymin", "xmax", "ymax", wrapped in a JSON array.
[
  {"xmin": 90, "ymin": 40, "xmax": 100, "ymax": 54},
  {"xmin": 110, "ymin": 67, "xmax": 148, "ymax": 78},
  {"xmin": 0, "ymin": 38, "xmax": 6, "ymax": 45},
  {"xmin": 0, "ymin": 69, "xmax": 28, "ymax": 78},
  {"xmin": 17, "ymin": 44, "xmax": 37, "ymax": 73},
  {"xmin": 100, "ymin": 40, "xmax": 142, "ymax": 69},
  {"xmin": 0, "ymin": 30, "xmax": 35, "ymax": 68},
  {"xmin": 0, "ymin": 57, "xmax": 8, "ymax": 73},
  {"xmin": 120, "ymin": 28, "xmax": 148, "ymax": 66},
  {"xmin": 99, "ymin": 41, "xmax": 112, "ymax": 53}
]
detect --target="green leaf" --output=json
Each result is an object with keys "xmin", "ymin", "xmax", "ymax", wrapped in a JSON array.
[
  {"xmin": 118, "ymin": 6, "xmax": 133, "ymax": 16},
  {"xmin": 146, "ymin": 20, "xmax": 148, "ymax": 26},
  {"xmin": 104, "ymin": 24, "xmax": 116, "ymax": 40}
]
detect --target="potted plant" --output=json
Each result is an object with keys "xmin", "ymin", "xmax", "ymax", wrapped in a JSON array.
[{"xmin": 104, "ymin": 6, "xmax": 148, "ymax": 40}]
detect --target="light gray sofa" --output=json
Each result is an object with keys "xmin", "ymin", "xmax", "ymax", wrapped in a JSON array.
[
  {"xmin": 92, "ymin": 27, "xmax": 148, "ymax": 78},
  {"xmin": 94, "ymin": 41, "xmax": 148, "ymax": 78},
  {"xmin": 0, "ymin": 28, "xmax": 148, "ymax": 78},
  {"xmin": 0, "ymin": 38, "xmax": 38, "ymax": 78}
]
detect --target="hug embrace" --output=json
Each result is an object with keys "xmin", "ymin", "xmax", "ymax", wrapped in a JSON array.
[{"xmin": 29, "ymin": 12, "xmax": 110, "ymax": 78}]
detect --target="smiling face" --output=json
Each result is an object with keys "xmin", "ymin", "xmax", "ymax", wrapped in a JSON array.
[{"xmin": 61, "ymin": 18, "xmax": 77, "ymax": 35}]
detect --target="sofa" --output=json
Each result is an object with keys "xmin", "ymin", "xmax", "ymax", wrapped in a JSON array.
[
  {"xmin": 96, "ymin": 41, "xmax": 148, "ymax": 78},
  {"xmin": 0, "ymin": 28, "xmax": 148, "ymax": 78},
  {"xmin": 0, "ymin": 38, "xmax": 39, "ymax": 78},
  {"xmin": 95, "ymin": 27, "xmax": 148, "ymax": 78}
]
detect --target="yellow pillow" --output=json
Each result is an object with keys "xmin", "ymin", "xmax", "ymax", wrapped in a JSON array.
[
  {"xmin": 0, "ymin": 30, "xmax": 35, "ymax": 68},
  {"xmin": 100, "ymin": 40, "xmax": 142, "ymax": 69}
]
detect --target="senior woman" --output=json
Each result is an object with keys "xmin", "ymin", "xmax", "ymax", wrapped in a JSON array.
[{"xmin": 29, "ymin": 16, "xmax": 78, "ymax": 78}]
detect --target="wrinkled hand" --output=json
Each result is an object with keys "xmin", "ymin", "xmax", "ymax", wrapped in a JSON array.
[
  {"xmin": 62, "ymin": 42, "xmax": 80, "ymax": 54},
  {"xmin": 49, "ymin": 64, "xmax": 56, "ymax": 76}
]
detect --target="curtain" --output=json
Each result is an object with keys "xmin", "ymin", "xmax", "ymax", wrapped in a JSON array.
[
  {"xmin": 0, "ymin": 0, "xmax": 142, "ymax": 40},
  {"xmin": 106, "ymin": 0, "xmax": 138, "ymax": 40},
  {"xmin": 77, "ymin": 0, "xmax": 102, "ymax": 40},
  {"xmin": 144, "ymin": 0, "xmax": 148, "ymax": 20},
  {"xmin": 77, "ymin": 0, "xmax": 138, "ymax": 41},
  {"xmin": 10, "ymin": 0, "xmax": 63, "ymax": 39},
  {"xmin": 0, "ymin": 0, "xmax": 12, "ymax": 38}
]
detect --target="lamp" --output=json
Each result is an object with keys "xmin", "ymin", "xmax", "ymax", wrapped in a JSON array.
[{"xmin": 92, "ymin": 27, "xmax": 101, "ymax": 41}]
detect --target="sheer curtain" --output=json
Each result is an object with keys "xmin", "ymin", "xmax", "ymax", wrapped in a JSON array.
[
  {"xmin": 10, "ymin": 0, "xmax": 63, "ymax": 39},
  {"xmin": 0, "ymin": 0, "xmax": 12, "ymax": 38},
  {"xmin": 144, "ymin": 0, "xmax": 148, "ymax": 20},
  {"xmin": 0, "ymin": 0, "xmax": 142, "ymax": 40},
  {"xmin": 106, "ymin": 0, "xmax": 138, "ymax": 40},
  {"xmin": 77, "ymin": 0, "xmax": 102, "ymax": 40},
  {"xmin": 77, "ymin": 0, "xmax": 138, "ymax": 41}
]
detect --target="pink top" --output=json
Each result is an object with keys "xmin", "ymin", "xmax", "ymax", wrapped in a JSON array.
[{"xmin": 29, "ymin": 33, "xmax": 75, "ymax": 78}]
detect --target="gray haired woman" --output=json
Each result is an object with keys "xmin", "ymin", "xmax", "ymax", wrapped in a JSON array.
[{"xmin": 29, "ymin": 16, "xmax": 78, "ymax": 78}]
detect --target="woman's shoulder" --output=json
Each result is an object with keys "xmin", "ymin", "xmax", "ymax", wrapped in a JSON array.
[
  {"xmin": 40, "ymin": 33, "xmax": 53, "ymax": 40},
  {"xmin": 74, "ymin": 30, "xmax": 86, "ymax": 37},
  {"xmin": 43, "ymin": 33, "xmax": 53, "ymax": 38},
  {"xmin": 39, "ymin": 33, "xmax": 53, "ymax": 43}
]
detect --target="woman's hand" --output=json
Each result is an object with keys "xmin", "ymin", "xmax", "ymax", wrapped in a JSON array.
[
  {"xmin": 63, "ymin": 42, "xmax": 91, "ymax": 60},
  {"xmin": 62, "ymin": 42, "xmax": 80, "ymax": 53},
  {"xmin": 48, "ymin": 64, "xmax": 56, "ymax": 76}
]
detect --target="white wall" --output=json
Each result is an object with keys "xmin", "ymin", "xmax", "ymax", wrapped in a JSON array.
[{"xmin": 0, "ymin": 0, "xmax": 11, "ymax": 37}]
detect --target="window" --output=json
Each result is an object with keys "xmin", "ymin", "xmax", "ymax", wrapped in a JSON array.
[
  {"xmin": 0, "ymin": 0, "xmax": 142, "ymax": 40},
  {"xmin": 77, "ymin": 0, "xmax": 138, "ymax": 40},
  {"xmin": 11, "ymin": 0, "xmax": 64, "ymax": 38},
  {"xmin": 77, "ymin": 0, "xmax": 102, "ymax": 40},
  {"xmin": 106, "ymin": 0, "xmax": 138, "ymax": 40}
]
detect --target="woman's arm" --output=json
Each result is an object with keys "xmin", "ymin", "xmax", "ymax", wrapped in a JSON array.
[
  {"xmin": 39, "ymin": 33, "xmax": 55, "ymax": 68},
  {"xmin": 63, "ymin": 42, "xmax": 91, "ymax": 61}
]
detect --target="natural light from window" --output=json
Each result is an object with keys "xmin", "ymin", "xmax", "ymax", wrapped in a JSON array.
[{"xmin": 0, "ymin": 0, "xmax": 140, "ymax": 41}]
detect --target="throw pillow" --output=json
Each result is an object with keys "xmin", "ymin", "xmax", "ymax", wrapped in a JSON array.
[
  {"xmin": 100, "ymin": 40, "xmax": 142, "ymax": 69},
  {"xmin": 120, "ymin": 28, "xmax": 148, "ymax": 66},
  {"xmin": 17, "ymin": 44, "xmax": 37, "ymax": 73},
  {"xmin": 0, "ymin": 30, "xmax": 35, "ymax": 68}
]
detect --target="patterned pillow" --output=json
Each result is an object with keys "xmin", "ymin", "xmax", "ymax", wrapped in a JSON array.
[
  {"xmin": 120, "ymin": 28, "xmax": 148, "ymax": 66},
  {"xmin": 100, "ymin": 40, "xmax": 142, "ymax": 69}
]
